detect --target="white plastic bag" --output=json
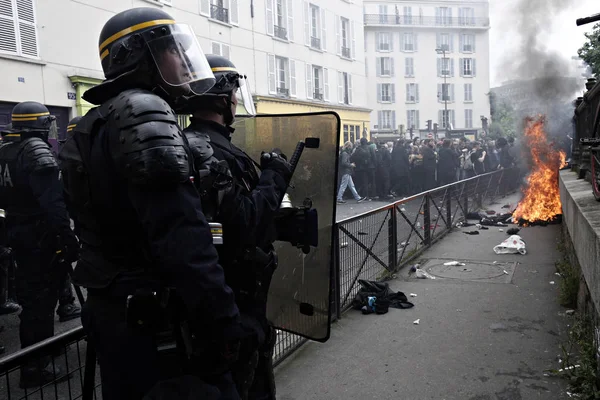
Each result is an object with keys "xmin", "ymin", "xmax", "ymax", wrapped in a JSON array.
[
  {"xmin": 415, "ymin": 268, "xmax": 436, "ymax": 279},
  {"xmin": 493, "ymin": 235, "xmax": 527, "ymax": 255}
]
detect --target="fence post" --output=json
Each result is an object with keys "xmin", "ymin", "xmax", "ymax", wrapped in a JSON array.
[
  {"xmin": 446, "ymin": 187, "xmax": 452, "ymax": 229},
  {"xmin": 463, "ymin": 183, "xmax": 469, "ymax": 217},
  {"xmin": 333, "ymin": 225, "xmax": 341, "ymax": 321},
  {"xmin": 424, "ymin": 195, "xmax": 431, "ymax": 246},
  {"xmin": 388, "ymin": 205, "xmax": 398, "ymax": 271}
]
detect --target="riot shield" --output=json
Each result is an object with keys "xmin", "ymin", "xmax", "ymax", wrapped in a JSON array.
[{"xmin": 231, "ymin": 112, "xmax": 340, "ymax": 342}]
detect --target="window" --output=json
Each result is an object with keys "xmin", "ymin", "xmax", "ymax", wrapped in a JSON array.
[
  {"xmin": 337, "ymin": 71, "xmax": 353, "ymax": 104},
  {"xmin": 200, "ymin": 0, "xmax": 239, "ymax": 25},
  {"xmin": 337, "ymin": 16, "xmax": 355, "ymax": 58},
  {"xmin": 460, "ymin": 58, "xmax": 476, "ymax": 77},
  {"xmin": 376, "ymin": 57, "xmax": 393, "ymax": 76},
  {"xmin": 403, "ymin": 32, "xmax": 416, "ymax": 52},
  {"xmin": 464, "ymin": 83, "xmax": 473, "ymax": 102},
  {"xmin": 376, "ymin": 32, "xmax": 392, "ymax": 52},
  {"xmin": 378, "ymin": 110, "xmax": 395, "ymax": 130},
  {"xmin": 460, "ymin": 34, "xmax": 475, "ymax": 53},
  {"xmin": 437, "ymin": 57, "xmax": 454, "ymax": 77},
  {"xmin": 439, "ymin": 110, "xmax": 455, "ymax": 129},
  {"xmin": 406, "ymin": 83, "xmax": 419, "ymax": 103},
  {"xmin": 377, "ymin": 83, "xmax": 395, "ymax": 103},
  {"xmin": 344, "ymin": 124, "xmax": 358, "ymax": 143},
  {"xmin": 465, "ymin": 109, "xmax": 473, "ymax": 128},
  {"xmin": 438, "ymin": 83, "xmax": 454, "ymax": 102},
  {"xmin": 306, "ymin": 64, "xmax": 329, "ymax": 100},
  {"xmin": 405, "ymin": 57, "xmax": 414, "ymax": 77},
  {"xmin": 211, "ymin": 42, "xmax": 230, "ymax": 59},
  {"xmin": 267, "ymin": 54, "xmax": 297, "ymax": 97},
  {"xmin": 304, "ymin": 3, "xmax": 326, "ymax": 50},
  {"xmin": 407, "ymin": 110, "xmax": 420, "ymax": 129},
  {"xmin": 436, "ymin": 33, "xmax": 453, "ymax": 52},
  {"xmin": 266, "ymin": 0, "xmax": 294, "ymax": 41},
  {"xmin": 459, "ymin": 8, "xmax": 475, "ymax": 26},
  {"xmin": 435, "ymin": 7, "xmax": 452, "ymax": 25},
  {"xmin": 343, "ymin": 125, "xmax": 349, "ymax": 143},
  {"xmin": 403, "ymin": 6, "xmax": 412, "ymax": 24},
  {"xmin": 0, "ymin": 0, "xmax": 39, "ymax": 58},
  {"xmin": 378, "ymin": 4, "xmax": 388, "ymax": 24}
]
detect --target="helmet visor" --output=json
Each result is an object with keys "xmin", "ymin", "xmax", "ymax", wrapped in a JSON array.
[
  {"xmin": 47, "ymin": 119, "xmax": 58, "ymax": 141},
  {"xmin": 235, "ymin": 76, "xmax": 256, "ymax": 116},
  {"xmin": 146, "ymin": 24, "xmax": 216, "ymax": 96}
]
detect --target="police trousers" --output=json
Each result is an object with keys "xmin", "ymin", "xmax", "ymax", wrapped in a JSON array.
[{"xmin": 82, "ymin": 293, "xmax": 240, "ymax": 400}]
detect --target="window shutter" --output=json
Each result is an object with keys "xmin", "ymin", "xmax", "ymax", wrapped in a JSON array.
[
  {"xmin": 459, "ymin": 34, "xmax": 464, "ymax": 53},
  {"xmin": 405, "ymin": 83, "xmax": 409, "ymax": 102},
  {"xmin": 389, "ymin": 32, "xmax": 393, "ymax": 51},
  {"xmin": 320, "ymin": 8, "xmax": 327, "ymax": 51},
  {"xmin": 230, "ymin": 0, "xmax": 239, "ymax": 25},
  {"xmin": 448, "ymin": 7, "xmax": 452, "ymax": 19},
  {"xmin": 473, "ymin": 59, "xmax": 477, "ymax": 76},
  {"xmin": 266, "ymin": 0, "xmax": 274, "ymax": 36},
  {"xmin": 416, "ymin": 84, "xmax": 419, "ymax": 103},
  {"xmin": 287, "ymin": 0, "xmax": 294, "ymax": 41},
  {"xmin": 472, "ymin": 36, "xmax": 476, "ymax": 52},
  {"xmin": 351, "ymin": 20, "xmax": 356, "ymax": 59},
  {"xmin": 451, "ymin": 84, "xmax": 455, "ymax": 101},
  {"xmin": 449, "ymin": 34, "xmax": 454, "ymax": 52},
  {"xmin": 437, "ymin": 58, "xmax": 441, "ymax": 77},
  {"xmin": 450, "ymin": 58, "xmax": 454, "ymax": 77},
  {"xmin": 348, "ymin": 74, "xmax": 353, "ymax": 104},
  {"xmin": 211, "ymin": 42, "xmax": 221, "ymax": 55},
  {"xmin": 306, "ymin": 63, "xmax": 313, "ymax": 99},
  {"xmin": 391, "ymin": 84, "xmax": 395, "ymax": 103},
  {"xmin": 0, "ymin": 1, "xmax": 17, "ymax": 55},
  {"xmin": 375, "ymin": 32, "xmax": 380, "ymax": 52},
  {"xmin": 337, "ymin": 71, "xmax": 343, "ymax": 103},
  {"xmin": 437, "ymin": 84, "xmax": 441, "ymax": 101},
  {"xmin": 303, "ymin": 1, "xmax": 309, "ymax": 46},
  {"xmin": 378, "ymin": 111, "xmax": 382, "ymax": 126},
  {"xmin": 452, "ymin": 110, "xmax": 455, "ymax": 127},
  {"xmin": 391, "ymin": 58, "xmax": 395, "ymax": 77},
  {"xmin": 324, "ymin": 68, "xmax": 330, "ymax": 101},
  {"xmin": 414, "ymin": 32, "xmax": 418, "ymax": 51},
  {"xmin": 436, "ymin": 33, "xmax": 440, "ymax": 49},
  {"xmin": 416, "ymin": 110, "xmax": 420, "ymax": 129},
  {"xmin": 459, "ymin": 58, "xmax": 464, "ymax": 77},
  {"xmin": 391, "ymin": 111, "xmax": 396, "ymax": 130},
  {"xmin": 459, "ymin": 7, "xmax": 463, "ymax": 24},
  {"xmin": 16, "ymin": 0, "xmax": 37, "ymax": 57},
  {"xmin": 222, "ymin": 44, "xmax": 230, "ymax": 59},
  {"xmin": 200, "ymin": 0, "xmax": 209, "ymax": 16},
  {"xmin": 268, "ymin": 54, "xmax": 276, "ymax": 94},
  {"xmin": 335, "ymin": 15, "xmax": 340, "ymax": 55},
  {"xmin": 376, "ymin": 58, "xmax": 381, "ymax": 77},
  {"xmin": 290, "ymin": 60, "xmax": 297, "ymax": 97},
  {"xmin": 377, "ymin": 83, "xmax": 382, "ymax": 102}
]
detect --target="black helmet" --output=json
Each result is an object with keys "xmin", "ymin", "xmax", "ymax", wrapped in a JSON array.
[
  {"xmin": 85, "ymin": 7, "xmax": 215, "ymax": 104},
  {"xmin": 59, "ymin": 116, "xmax": 83, "ymax": 145},
  {"xmin": 4, "ymin": 102, "xmax": 57, "ymax": 142},
  {"xmin": 177, "ymin": 55, "xmax": 255, "ymax": 117}
]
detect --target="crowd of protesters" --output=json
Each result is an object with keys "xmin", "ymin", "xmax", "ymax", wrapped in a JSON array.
[{"xmin": 337, "ymin": 135, "xmax": 520, "ymax": 204}]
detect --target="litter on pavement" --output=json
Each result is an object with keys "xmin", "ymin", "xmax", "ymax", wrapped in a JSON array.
[
  {"xmin": 351, "ymin": 280, "xmax": 414, "ymax": 315},
  {"xmin": 415, "ymin": 268, "xmax": 436, "ymax": 279},
  {"xmin": 413, "ymin": 319, "xmax": 420, "ymax": 325},
  {"xmin": 493, "ymin": 235, "xmax": 527, "ymax": 255},
  {"xmin": 443, "ymin": 261, "xmax": 466, "ymax": 266}
]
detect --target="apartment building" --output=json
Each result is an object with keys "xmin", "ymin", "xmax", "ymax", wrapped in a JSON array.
[
  {"xmin": 0, "ymin": 0, "xmax": 370, "ymax": 143},
  {"xmin": 363, "ymin": 0, "xmax": 491, "ymax": 138}
]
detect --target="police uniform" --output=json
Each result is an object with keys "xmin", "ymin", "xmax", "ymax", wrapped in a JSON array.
[
  {"xmin": 58, "ymin": 8, "xmax": 243, "ymax": 400},
  {"xmin": 179, "ymin": 55, "xmax": 291, "ymax": 400},
  {"xmin": 0, "ymin": 101, "xmax": 79, "ymax": 388}
]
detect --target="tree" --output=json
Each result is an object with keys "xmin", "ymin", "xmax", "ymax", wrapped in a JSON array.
[
  {"xmin": 489, "ymin": 92, "xmax": 517, "ymax": 139},
  {"xmin": 578, "ymin": 23, "xmax": 600, "ymax": 77}
]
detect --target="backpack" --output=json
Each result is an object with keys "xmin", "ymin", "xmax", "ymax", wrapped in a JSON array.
[
  {"xmin": 351, "ymin": 280, "xmax": 414, "ymax": 314},
  {"xmin": 463, "ymin": 151, "xmax": 475, "ymax": 170}
]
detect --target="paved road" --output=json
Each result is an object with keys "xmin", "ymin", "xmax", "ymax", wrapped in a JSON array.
[{"xmin": 276, "ymin": 195, "xmax": 571, "ymax": 400}]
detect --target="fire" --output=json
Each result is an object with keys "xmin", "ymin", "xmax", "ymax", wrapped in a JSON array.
[{"xmin": 512, "ymin": 116, "xmax": 567, "ymax": 223}]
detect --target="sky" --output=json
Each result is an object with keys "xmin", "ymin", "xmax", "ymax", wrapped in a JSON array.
[{"xmin": 489, "ymin": 0, "xmax": 598, "ymax": 87}]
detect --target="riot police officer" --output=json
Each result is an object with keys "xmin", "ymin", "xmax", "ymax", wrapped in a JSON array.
[
  {"xmin": 59, "ymin": 8, "xmax": 243, "ymax": 400},
  {"xmin": 177, "ymin": 55, "xmax": 292, "ymax": 400},
  {"xmin": 0, "ymin": 101, "xmax": 79, "ymax": 388}
]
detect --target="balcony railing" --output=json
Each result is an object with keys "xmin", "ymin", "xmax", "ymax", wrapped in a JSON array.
[
  {"xmin": 311, "ymin": 36, "xmax": 321, "ymax": 49},
  {"xmin": 314, "ymin": 91, "xmax": 324, "ymax": 100},
  {"xmin": 364, "ymin": 14, "xmax": 489, "ymax": 28},
  {"xmin": 277, "ymin": 87, "xmax": 290, "ymax": 96},
  {"xmin": 341, "ymin": 46, "xmax": 351, "ymax": 58},
  {"xmin": 211, "ymin": 4, "xmax": 229, "ymax": 23},
  {"xmin": 462, "ymin": 44, "xmax": 473, "ymax": 52},
  {"xmin": 274, "ymin": 25, "xmax": 288, "ymax": 40}
]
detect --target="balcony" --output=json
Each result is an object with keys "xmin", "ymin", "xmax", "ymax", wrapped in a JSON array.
[
  {"xmin": 364, "ymin": 14, "xmax": 490, "ymax": 28},
  {"xmin": 211, "ymin": 4, "xmax": 229, "ymax": 23},
  {"xmin": 310, "ymin": 36, "xmax": 321, "ymax": 49},
  {"xmin": 313, "ymin": 91, "xmax": 324, "ymax": 100},
  {"xmin": 462, "ymin": 44, "xmax": 473, "ymax": 52},
  {"xmin": 441, "ymin": 70, "xmax": 450, "ymax": 76},
  {"xmin": 274, "ymin": 25, "xmax": 288, "ymax": 40},
  {"xmin": 277, "ymin": 87, "xmax": 290, "ymax": 97},
  {"xmin": 341, "ymin": 46, "xmax": 351, "ymax": 58}
]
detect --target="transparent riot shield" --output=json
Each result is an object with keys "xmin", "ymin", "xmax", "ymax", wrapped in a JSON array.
[{"xmin": 231, "ymin": 112, "xmax": 340, "ymax": 342}]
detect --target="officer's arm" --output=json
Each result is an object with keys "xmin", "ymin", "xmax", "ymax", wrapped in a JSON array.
[
  {"xmin": 23, "ymin": 139, "xmax": 73, "ymax": 234},
  {"xmin": 113, "ymin": 93, "xmax": 239, "ymax": 327}
]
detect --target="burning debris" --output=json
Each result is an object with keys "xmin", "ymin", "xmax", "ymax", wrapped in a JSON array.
[{"xmin": 512, "ymin": 116, "xmax": 567, "ymax": 225}]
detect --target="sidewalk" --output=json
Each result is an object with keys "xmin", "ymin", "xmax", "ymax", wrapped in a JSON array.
[{"xmin": 276, "ymin": 196, "xmax": 571, "ymax": 400}]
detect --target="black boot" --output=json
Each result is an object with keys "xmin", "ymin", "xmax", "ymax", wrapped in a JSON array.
[
  {"xmin": 0, "ymin": 299, "xmax": 21, "ymax": 315},
  {"xmin": 57, "ymin": 303, "xmax": 81, "ymax": 322},
  {"xmin": 19, "ymin": 361, "xmax": 68, "ymax": 389}
]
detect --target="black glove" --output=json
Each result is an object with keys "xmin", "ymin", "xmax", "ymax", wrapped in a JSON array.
[
  {"xmin": 57, "ymin": 231, "xmax": 80, "ymax": 263},
  {"xmin": 260, "ymin": 151, "xmax": 292, "ymax": 182}
]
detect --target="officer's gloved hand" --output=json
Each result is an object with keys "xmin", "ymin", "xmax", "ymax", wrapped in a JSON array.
[
  {"xmin": 260, "ymin": 151, "xmax": 292, "ymax": 182},
  {"xmin": 59, "ymin": 232, "xmax": 80, "ymax": 263},
  {"xmin": 207, "ymin": 318, "xmax": 246, "ymax": 376}
]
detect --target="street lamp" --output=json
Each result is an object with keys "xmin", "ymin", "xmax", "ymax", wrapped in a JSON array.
[{"xmin": 436, "ymin": 47, "xmax": 448, "ymax": 139}]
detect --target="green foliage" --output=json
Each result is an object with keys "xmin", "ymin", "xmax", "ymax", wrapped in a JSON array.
[
  {"xmin": 578, "ymin": 23, "xmax": 600, "ymax": 78},
  {"xmin": 556, "ymin": 258, "xmax": 580, "ymax": 309},
  {"xmin": 489, "ymin": 92, "xmax": 517, "ymax": 138}
]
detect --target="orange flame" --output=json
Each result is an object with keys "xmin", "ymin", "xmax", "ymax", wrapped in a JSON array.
[{"xmin": 512, "ymin": 116, "xmax": 567, "ymax": 223}]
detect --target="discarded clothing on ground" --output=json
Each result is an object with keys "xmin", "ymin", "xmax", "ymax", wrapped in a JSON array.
[
  {"xmin": 507, "ymin": 227, "xmax": 520, "ymax": 235},
  {"xmin": 352, "ymin": 280, "xmax": 414, "ymax": 315},
  {"xmin": 466, "ymin": 212, "xmax": 483, "ymax": 220},
  {"xmin": 464, "ymin": 231, "xmax": 480, "ymax": 235}
]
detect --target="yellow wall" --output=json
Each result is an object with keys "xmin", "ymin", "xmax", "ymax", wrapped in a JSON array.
[
  {"xmin": 255, "ymin": 97, "xmax": 371, "ymax": 144},
  {"xmin": 68, "ymin": 76, "xmax": 103, "ymax": 117}
]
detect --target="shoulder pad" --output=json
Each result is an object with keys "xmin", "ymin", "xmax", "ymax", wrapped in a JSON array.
[
  {"xmin": 109, "ymin": 90, "xmax": 189, "ymax": 185},
  {"xmin": 21, "ymin": 138, "xmax": 58, "ymax": 173},
  {"xmin": 184, "ymin": 129, "xmax": 215, "ymax": 165}
]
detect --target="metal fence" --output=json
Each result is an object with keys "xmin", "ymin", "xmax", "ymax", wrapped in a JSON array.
[{"xmin": 0, "ymin": 168, "xmax": 519, "ymax": 397}]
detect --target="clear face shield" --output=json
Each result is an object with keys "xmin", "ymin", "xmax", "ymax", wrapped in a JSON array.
[
  {"xmin": 235, "ymin": 76, "xmax": 256, "ymax": 117},
  {"xmin": 146, "ymin": 24, "xmax": 216, "ymax": 96},
  {"xmin": 46, "ymin": 117, "xmax": 58, "ymax": 141}
]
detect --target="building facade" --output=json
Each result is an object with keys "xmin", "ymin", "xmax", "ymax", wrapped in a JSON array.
[
  {"xmin": 0, "ymin": 0, "xmax": 370, "ymax": 143},
  {"xmin": 363, "ymin": 0, "xmax": 491, "ymax": 139}
]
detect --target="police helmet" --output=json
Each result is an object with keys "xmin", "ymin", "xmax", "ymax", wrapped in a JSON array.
[
  {"xmin": 59, "ymin": 116, "xmax": 83, "ymax": 145},
  {"xmin": 96, "ymin": 7, "xmax": 215, "ymax": 96},
  {"xmin": 7, "ymin": 102, "xmax": 57, "ymax": 141},
  {"xmin": 180, "ymin": 55, "xmax": 256, "ymax": 116}
]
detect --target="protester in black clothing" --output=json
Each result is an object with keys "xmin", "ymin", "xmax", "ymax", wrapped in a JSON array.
[
  {"xmin": 497, "ymin": 138, "xmax": 514, "ymax": 169},
  {"xmin": 350, "ymin": 138, "xmax": 372, "ymax": 199},
  {"xmin": 470, "ymin": 142, "xmax": 487, "ymax": 175},
  {"xmin": 421, "ymin": 139, "xmax": 437, "ymax": 190},
  {"xmin": 367, "ymin": 142, "xmax": 378, "ymax": 199},
  {"xmin": 391, "ymin": 140, "xmax": 410, "ymax": 197},
  {"xmin": 409, "ymin": 146, "xmax": 424, "ymax": 194},
  {"xmin": 437, "ymin": 139, "xmax": 459, "ymax": 186},
  {"xmin": 376, "ymin": 143, "xmax": 392, "ymax": 199}
]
